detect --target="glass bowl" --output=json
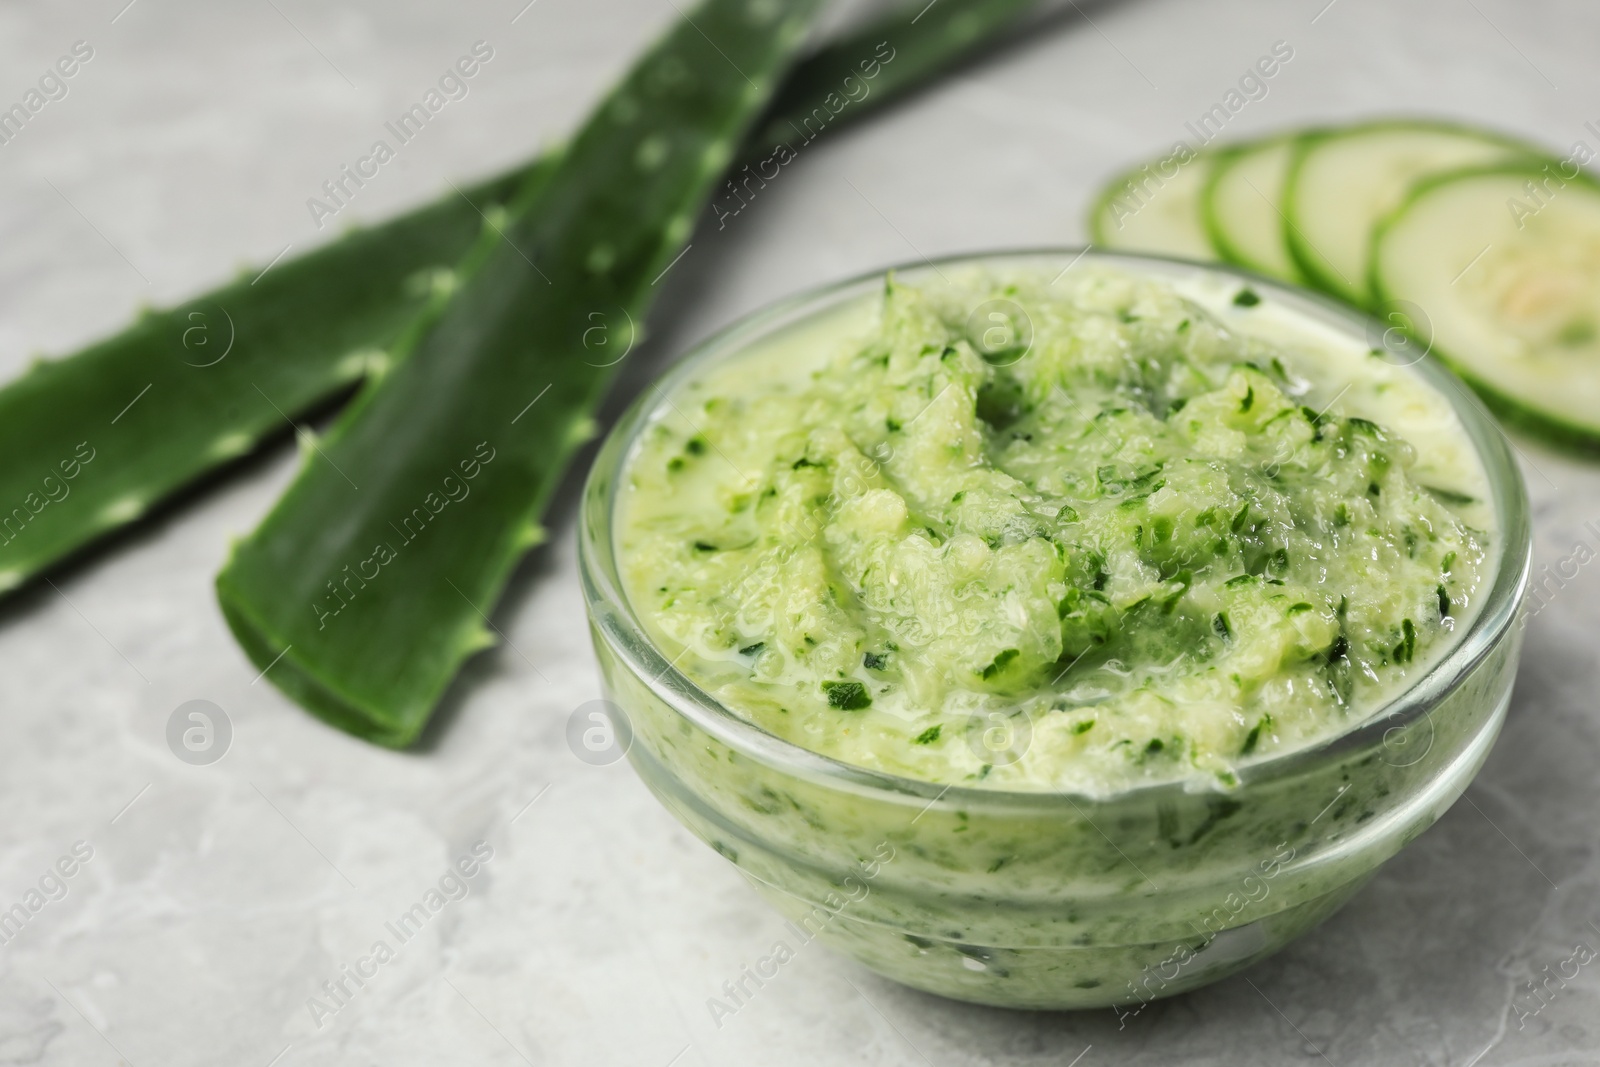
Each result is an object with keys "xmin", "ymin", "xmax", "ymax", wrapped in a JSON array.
[{"xmin": 578, "ymin": 250, "xmax": 1531, "ymax": 1011}]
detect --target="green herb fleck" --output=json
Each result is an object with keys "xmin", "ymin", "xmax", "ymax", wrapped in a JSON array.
[
  {"xmin": 862, "ymin": 651, "xmax": 888, "ymax": 670},
  {"xmin": 1233, "ymin": 288, "xmax": 1261, "ymax": 307},
  {"xmin": 823, "ymin": 681, "xmax": 871, "ymax": 710},
  {"xmin": 1393, "ymin": 618, "xmax": 1416, "ymax": 664},
  {"xmin": 980, "ymin": 648, "xmax": 1019, "ymax": 680},
  {"xmin": 1241, "ymin": 714, "xmax": 1272, "ymax": 755},
  {"xmin": 1423, "ymin": 484, "xmax": 1475, "ymax": 506},
  {"xmin": 914, "ymin": 725, "xmax": 942, "ymax": 745}
]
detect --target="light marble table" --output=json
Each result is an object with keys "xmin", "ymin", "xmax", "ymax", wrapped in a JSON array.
[{"xmin": 1, "ymin": 0, "xmax": 1597, "ymax": 1063}]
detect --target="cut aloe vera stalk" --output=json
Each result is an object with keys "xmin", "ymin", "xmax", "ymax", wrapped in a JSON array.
[
  {"xmin": 1373, "ymin": 161, "xmax": 1600, "ymax": 452},
  {"xmin": 1285, "ymin": 119, "xmax": 1538, "ymax": 308},
  {"xmin": 1088, "ymin": 149, "xmax": 1216, "ymax": 260},
  {"xmin": 0, "ymin": 0, "xmax": 1043, "ymax": 599},
  {"xmin": 1203, "ymin": 134, "xmax": 1303, "ymax": 283},
  {"xmin": 217, "ymin": 0, "xmax": 826, "ymax": 746}
]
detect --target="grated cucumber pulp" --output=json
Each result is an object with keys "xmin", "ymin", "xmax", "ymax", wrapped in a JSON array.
[{"xmin": 617, "ymin": 266, "xmax": 1494, "ymax": 796}]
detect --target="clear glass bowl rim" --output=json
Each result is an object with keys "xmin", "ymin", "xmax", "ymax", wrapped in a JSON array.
[{"xmin": 579, "ymin": 248, "xmax": 1532, "ymax": 810}]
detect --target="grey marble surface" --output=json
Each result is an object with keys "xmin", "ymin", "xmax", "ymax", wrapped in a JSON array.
[{"xmin": 1, "ymin": 0, "xmax": 1598, "ymax": 1064}]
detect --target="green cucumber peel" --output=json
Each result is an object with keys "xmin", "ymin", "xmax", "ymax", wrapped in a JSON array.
[
  {"xmin": 0, "ymin": 0, "xmax": 1044, "ymax": 600},
  {"xmin": 1199, "ymin": 140, "xmax": 1255, "ymax": 266},
  {"xmin": 217, "ymin": 0, "xmax": 828, "ymax": 746},
  {"xmin": 1200, "ymin": 133, "xmax": 1305, "ymax": 283}
]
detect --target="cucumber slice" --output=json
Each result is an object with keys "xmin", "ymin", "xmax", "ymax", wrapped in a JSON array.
[
  {"xmin": 1202, "ymin": 135, "xmax": 1304, "ymax": 283},
  {"xmin": 1285, "ymin": 119, "xmax": 1538, "ymax": 307},
  {"xmin": 1088, "ymin": 149, "xmax": 1215, "ymax": 260},
  {"xmin": 1373, "ymin": 161, "xmax": 1600, "ymax": 451}
]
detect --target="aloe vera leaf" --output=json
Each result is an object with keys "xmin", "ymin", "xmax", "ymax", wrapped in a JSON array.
[
  {"xmin": 747, "ymin": 0, "xmax": 1045, "ymax": 154},
  {"xmin": 0, "ymin": 1, "xmax": 1041, "ymax": 599},
  {"xmin": 0, "ymin": 162, "xmax": 540, "ymax": 595},
  {"xmin": 216, "ymin": 0, "xmax": 827, "ymax": 746}
]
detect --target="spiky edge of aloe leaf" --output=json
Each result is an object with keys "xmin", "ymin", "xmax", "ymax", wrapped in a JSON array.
[
  {"xmin": 216, "ymin": 0, "xmax": 830, "ymax": 745},
  {"xmin": 0, "ymin": 162, "xmax": 542, "ymax": 596}
]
